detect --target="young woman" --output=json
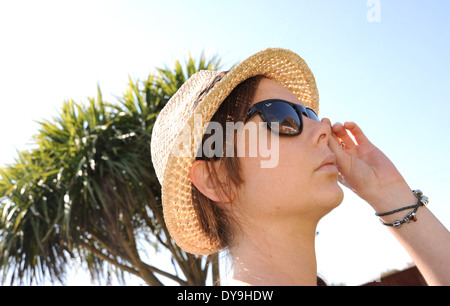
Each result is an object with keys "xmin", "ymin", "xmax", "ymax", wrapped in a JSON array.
[{"xmin": 151, "ymin": 48, "xmax": 450, "ymax": 285}]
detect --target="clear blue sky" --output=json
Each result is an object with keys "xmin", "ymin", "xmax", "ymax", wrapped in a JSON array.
[{"xmin": 0, "ymin": 0, "xmax": 449, "ymax": 285}]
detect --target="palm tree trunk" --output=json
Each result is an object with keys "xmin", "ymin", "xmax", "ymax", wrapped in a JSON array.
[{"xmin": 211, "ymin": 253, "xmax": 220, "ymax": 286}]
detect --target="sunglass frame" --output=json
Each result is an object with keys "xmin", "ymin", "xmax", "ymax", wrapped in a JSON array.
[{"xmin": 245, "ymin": 99, "xmax": 319, "ymax": 136}]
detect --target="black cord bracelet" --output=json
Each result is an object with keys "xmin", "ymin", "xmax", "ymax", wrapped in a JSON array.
[
  {"xmin": 376, "ymin": 190, "xmax": 429, "ymax": 228},
  {"xmin": 375, "ymin": 203, "xmax": 419, "ymax": 217},
  {"xmin": 379, "ymin": 204, "xmax": 420, "ymax": 228},
  {"xmin": 375, "ymin": 190, "xmax": 428, "ymax": 217}
]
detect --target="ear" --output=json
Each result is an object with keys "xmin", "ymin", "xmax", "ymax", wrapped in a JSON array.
[{"xmin": 189, "ymin": 160, "xmax": 233, "ymax": 203}]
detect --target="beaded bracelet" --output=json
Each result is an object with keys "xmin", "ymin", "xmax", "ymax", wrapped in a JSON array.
[{"xmin": 376, "ymin": 190, "xmax": 429, "ymax": 228}]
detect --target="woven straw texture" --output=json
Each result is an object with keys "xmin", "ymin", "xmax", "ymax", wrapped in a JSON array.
[{"xmin": 150, "ymin": 48, "xmax": 319, "ymax": 255}]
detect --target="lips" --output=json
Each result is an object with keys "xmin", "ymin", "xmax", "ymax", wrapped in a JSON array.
[{"xmin": 316, "ymin": 154, "xmax": 338, "ymax": 172}]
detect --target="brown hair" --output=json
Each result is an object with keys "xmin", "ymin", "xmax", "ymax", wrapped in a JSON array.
[
  {"xmin": 191, "ymin": 74, "xmax": 264, "ymax": 250},
  {"xmin": 191, "ymin": 74, "xmax": 328, "ymax": 286}
]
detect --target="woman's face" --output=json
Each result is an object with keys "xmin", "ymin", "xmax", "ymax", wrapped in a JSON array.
[{"xmin": 234, "ymin": 78, "xmax": 344, "ymax": 225}]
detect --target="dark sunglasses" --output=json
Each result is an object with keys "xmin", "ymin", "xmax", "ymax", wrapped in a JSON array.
[{"xmin": 245, "ymin": 99, "xmax": 320, "ymax": 135}]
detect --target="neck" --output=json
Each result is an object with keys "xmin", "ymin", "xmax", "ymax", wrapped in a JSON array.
[{"xmin": 230, "ymin": 215, "xmax": 319, "ymax": 286}]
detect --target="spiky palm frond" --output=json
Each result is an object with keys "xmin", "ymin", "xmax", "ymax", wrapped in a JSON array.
[{"xmin": 0, "ymin": 53, "xmax": 222, "ymax": 285}]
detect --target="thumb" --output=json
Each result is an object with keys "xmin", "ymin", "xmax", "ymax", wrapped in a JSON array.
[
  {"xmin": 322, "ymin": 118, "xmax": 353, "ymax": 178},
  {"xmin": 328, "ymin": 133, "xmax": 352, "ymax": 178}
]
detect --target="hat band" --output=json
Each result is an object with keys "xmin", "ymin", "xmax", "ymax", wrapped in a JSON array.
[{"xmin": 192, "ymin": 71, "xmax": 228, "ymax": 110}]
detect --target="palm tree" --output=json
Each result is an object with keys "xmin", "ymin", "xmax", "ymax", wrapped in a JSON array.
[{"xmin": 0, "ymin": 53, "xmax": 223, "ymax": 285}]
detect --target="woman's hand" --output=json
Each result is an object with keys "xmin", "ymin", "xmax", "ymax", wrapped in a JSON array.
[
  {"xmin": 322, "ymin": 119, "xmax": 450, "ymax": 285},
  {"xmin": 322, "ymin": 119, "xmax": 414, "ymax": 211}
]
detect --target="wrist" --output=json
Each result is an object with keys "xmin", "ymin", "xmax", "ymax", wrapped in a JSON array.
[
  {"xmin": 374, "ymin": 189, "xmax": 429, "ymax": 227},
  {"xmin": 368, "ymin": 183, "xmax": 416, "ymax": 214}
]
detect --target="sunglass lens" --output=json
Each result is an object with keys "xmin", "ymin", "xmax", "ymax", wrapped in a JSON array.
[
  {"xmin": 264, "ymin": 101, "xmax": 301, "ymax": 134},
  {"xmin": 306, "ymin": 108, "xmax": 320, "ymax": 122}
]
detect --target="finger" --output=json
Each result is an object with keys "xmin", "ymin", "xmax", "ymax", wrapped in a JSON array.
[
  {"xmin": 331, "ymin": 122, "xmax": 356, "ymax": 150},
  {"xmin": 324, "ymin": 119, "xmax": 344, "ymax": 145},
  {"xmin": 343, "ymin": 122, "xmax": 370, "ymax": 145},
  {"xmin": 322, "ymin": 118, "xmax": 344, "ymax": 147},
  {"xmin": 328, "ymin": 133, "xmax": 350, "ymax": 166},
  {"xmin": 328, "ymin": 134, "xmax": 343, "ymax": 155},
  {"xmin": 328, "ymin": 136, "xmax": 353, "ymax": 183},
  {"xmin": 338, "ymin": 173, "xmax": 349, "ymax": 188}
]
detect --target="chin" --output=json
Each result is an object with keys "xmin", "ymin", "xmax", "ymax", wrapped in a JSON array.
[
  {"xmin": 314, "ymin": 181, "xmax": 344, "ymax": 216},
  {"xmin": 330, "ymin": 182, "xmax": 344, "ymax": 208}
]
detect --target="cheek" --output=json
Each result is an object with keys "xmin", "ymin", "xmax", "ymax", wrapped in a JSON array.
[
  {"xmin": 235, "ymin": 128, "xmax": 343, "ymax": 217},
  {"xmin": 235, "ymin": 123, "xmax": 319, "ymax": 206},
  {"xmin": 275, "ymin": 142, "xmax": 315, "ymax": 198},
  {"xmin": 238, "ymin": 138, "xmax": 313, "ymax": 204}
]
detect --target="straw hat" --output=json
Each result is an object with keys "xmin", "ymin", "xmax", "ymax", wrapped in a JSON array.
[{"xmin": 150, "ymin": 48, "xmax": 319, "ymax": 255}]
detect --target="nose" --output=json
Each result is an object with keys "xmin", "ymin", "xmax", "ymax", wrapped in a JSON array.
[{"xmin": 307, "ymin": 118, "xmax": 331, "ymax": 146}]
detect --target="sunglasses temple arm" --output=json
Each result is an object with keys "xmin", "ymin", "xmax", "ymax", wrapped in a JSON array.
[{"xmin": 244, "ymin": 107, "xmax": 259, "ymax": 123}]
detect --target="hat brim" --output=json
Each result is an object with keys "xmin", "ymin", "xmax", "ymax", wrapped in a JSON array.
[{"xmin": 160, "ymin": 48, "xmax": 319, "ymax": 255}]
